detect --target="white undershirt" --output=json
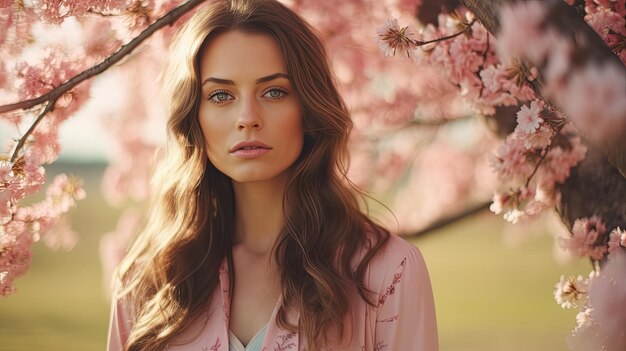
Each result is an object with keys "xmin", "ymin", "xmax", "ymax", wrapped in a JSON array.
[{"xmin": 228, "ymin": 325, "xmax": 268, "ymax": 351}]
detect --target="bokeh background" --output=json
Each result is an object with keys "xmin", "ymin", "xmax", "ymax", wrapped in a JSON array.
[{"xmin": 0, "ymin": 134, "xmax": 590, "ymax": 351}]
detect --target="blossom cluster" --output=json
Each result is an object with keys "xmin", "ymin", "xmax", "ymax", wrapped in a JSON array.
[
  {"xmin": 392, "ymin": 11, "xmax": 537, "ymax": 116},
  {"xmin": 32, "ymin": 0, "xmax": 131, "ymax": 25},
  {"xmin": 0, "ymin": 0, "xmax": 132, "ymax": 296},
  {"xmin": 554, "ymin": 217, "xmax": 626, "ymax": 351},
  {"xmin": 1, "ymin": 156, "xmax": 85, "ymax": 295},
  {"xmin": 498, "ymin": 0, "xmax": 626, "ymax": 147},
  {"xmin": 376, "ymin": 2, "xmax": 624, "ymax": 350},
  {"xmin": 376, "ymin": 14, "xmax": 588, "ymax": 224},
  {"xmin": 490, "ymin": 120, "xmax": 587, "ymax": 224},
  {"xmin": 0, "ymin": 0, "xmax": 186, "ymax": 297},
  {"xmin": 285, "ymin": 0, "xmax": 497, "ymax": 235}
]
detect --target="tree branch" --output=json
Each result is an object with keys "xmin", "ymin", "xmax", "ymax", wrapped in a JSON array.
[
  {"xmin": 414, "ymin": 19, "xmax": 476, "ymax": 46},
  {"xmin": 459, "ymin": 0, "xmax": 504, "ymax": 34},
  {"xmin": 9, "ymin": 101, "xmax": 55, "ymax": 162},
  {"xmin": 401, "ymin": 200, "xmax": 491, "ymax": 238},
  {"xmin": 1, "ymin": 0, "xmax": 206, "ymax": 159}
]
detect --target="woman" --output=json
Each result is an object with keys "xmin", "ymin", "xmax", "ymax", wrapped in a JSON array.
[{"xmin": 107, "ymin": 0, "xmax": 438, "ymax": 350}]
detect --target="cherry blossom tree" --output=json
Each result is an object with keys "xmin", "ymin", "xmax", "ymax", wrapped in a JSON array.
[
  {"xmin": 0, "ymin": 0, "xmax": 624, "ymax": 349},
  {"xmin": 378, "ymin": 0, "xmax": 625, "ymax": 348}
]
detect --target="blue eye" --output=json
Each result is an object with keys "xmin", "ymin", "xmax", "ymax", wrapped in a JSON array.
[
  {"xmin": 263, "ymin": 87, "xmax": 288, "ymax": 99},
  {"xmin": 208, "ymin": 90, "xmax": 233, "ymax": 104}
]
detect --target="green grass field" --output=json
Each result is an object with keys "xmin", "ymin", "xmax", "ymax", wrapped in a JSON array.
[{"xmin": 0, "ymin": 162, "xmax": 590, "ymax": 351}]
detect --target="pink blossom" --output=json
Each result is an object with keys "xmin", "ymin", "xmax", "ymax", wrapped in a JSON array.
[
  {"xmin": 490, "ymin": 135, "xmax": 534, "ymax": 186},
  {"xmin": 42, "ymin": 215, "xmax": 77, "ymax": 251},
  {"xmin": 616, "ymin": 0, "xmax": 626, "ymax": 17},
  {"xmin": 449, "ymin": 35, "xmax": 483, "ymax": 81},
  {"xmin": 494, "ymin": 61, "xmax": 539, "ymax": 102},
  {"xmin": 15, "ymin": 63, "xmax": 53, "ymax": 100},
  {"xmin": 32, "ymin": 119, "xmax": 61, "ymax": 164},
  {"xmin": 377, "ymin": 18, "xmax": 417, "ymax": 59},
  {"xmin": 479, "ymin": 65, "xmax": 502, "ymax": 94},
  {"xmin": 33, "ymin": 0, "xmax": 130, "ymax": 25},
  {"xmin": 0, "ymin": 6, "xmax": 12, "ymax": 48},
  {"xmin": 15, "ymin": 51, "xmax": 91, "ymax": 119},
  {"xmin": 0, "ymin": 168, "xmax": 85, "ymax": 296},
  {"xmin": 539, "ymin": 126, "xmax": 587, "ymax": 185},
  {"xmin": 46, "ymin": 174, "xmax": 86, "ymax": 213},
  {"xmin": 0, "ymin": 60, "xmax": 6, "ymax": 87},
  {"xmin": 80, "ymin": 17, "xmax": 123, "ymax": 60},
  {"xmin": 566, "ymin": 305, "xmax": 604, "ymax": 351},
  {"xmin": 554, "ymin": 274, "xmax": 589, "ymax": 309},
  {"xmin": 0, "ymin": 5, "xmax": 13, "ymax": 47},
  {"xmin": 478, "ymin": 63, "xmax": 533, "ymax": 109},
  {"xmin": 543, "ymin": 35, "xmax": 573, "ymax": 95},
  {"xmin": 516, "ymin": 124, "xmax": 554, "ymax": 150},
  {"xmin": 559, "ymin": 216, "xmax": 608, "ymax": 260},
  {"xmin": 515, "ymin": 100, "xmax": 544, "ymax": 134},
  {"xmin": 498, "ymin": 1, "xmax": 550, "ymax": 63},
  {"xmin": 490, "ymin": 186, "xmax": 541, "ymax": 223},
  {"xmin": 0, "ymin": 231, "xmax": 33, "ymax": 297},
  {"xmin": 560, "ymin": 63, "xmax": 626, "ymax": 143},
  {"xmin": 586, "ymin": 7, "xmax": 626, "ymax": 50},
  {"xmin": 0, "ymin": 152, "xmax": 47, "ymax": 219},
  {"xmin": 33, "ymin": 0, "xmax": 88, "ymax": 25},
  {"xmin": 588, "ymin": 250, "xmax": 626, "ymax": 350},
  {"xmin": 607, "ymin": 227, "xmax": 625, "ymax": 256},
  {"xmin": 575, "ymin": 306, "xmax": 595, "ymax": 331}
]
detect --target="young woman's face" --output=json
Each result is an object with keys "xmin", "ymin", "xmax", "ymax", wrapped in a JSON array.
[{"xmin": 198, "ymin": 30, "xmax": 304, "ymax": 184}]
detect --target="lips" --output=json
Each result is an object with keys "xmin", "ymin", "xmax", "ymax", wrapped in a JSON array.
[
  {"xmin": 229, "ymin": 140, "xmax": 272, "ymax": 153},
  {"xmin": 230, "ymin": 140, "xmax": 272, "ymax": 159}
]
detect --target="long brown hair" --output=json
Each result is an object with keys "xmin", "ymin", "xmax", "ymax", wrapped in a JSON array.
[{"xmin": 117, "ymin": 0, "xmax": 389, "ymax": 349}]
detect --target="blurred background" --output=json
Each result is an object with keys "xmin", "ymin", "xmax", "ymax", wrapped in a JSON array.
[{"xmin": 0, "ymin": 127, "xmax": 590, "ymax": 351}]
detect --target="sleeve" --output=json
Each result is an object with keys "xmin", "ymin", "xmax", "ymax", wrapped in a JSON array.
[
  {"xmin": 374, "ymin": 245, "xmax": 438, "ymax": 351},
  {"xmin": 107, "ymin": 279, "xmax": 133, "ymax": 351}
]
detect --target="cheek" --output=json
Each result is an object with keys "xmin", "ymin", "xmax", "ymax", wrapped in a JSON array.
[{"xmin": 198, "ymin": 111, "xmax": 225, "ymax": 151}]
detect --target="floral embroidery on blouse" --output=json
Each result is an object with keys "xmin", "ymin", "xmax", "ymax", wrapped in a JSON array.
[
  {"xmin": 374, "ymin": 257, "xmax": 407, "ymax": 348},
  {"xmin": 222, "ymin": 291, "xmax": 230, "ymax": 322},
  {"xmin": 374, "ymin": 340, "xmax": 388, "ymax": 351},
  {"xmin": 376, "ymin": 315, "xmax": 398, "ymax": 323},
  {"xmin": 377, "ymin": 257, "xmax": 406, "ymax": 307},
  {"xmin": 210, "ymin": 337, "xmax": 222, "ymax": 350},
  {"xmin": 202, "ymin": 309, "xmax": 214, "ymax": 324},
  {"xmin": 263, "ymin": 332, "xmax": 296, "ymax": 351},
  {"xmin": 220, "ymin": 263, "xmax": 230, "ymax": 323}
]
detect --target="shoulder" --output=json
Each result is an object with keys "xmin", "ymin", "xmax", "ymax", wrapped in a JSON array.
[
  {"xmin": 363, "ymin": 234, "xmax": 429, "ymax": 296},
  {"xmin": 368, "ymin": 233, "xmax": 425, "ymax": 274}
]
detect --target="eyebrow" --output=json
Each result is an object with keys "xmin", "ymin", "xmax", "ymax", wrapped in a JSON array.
[{"xmin": 201, "ymin": 72, "xmax": 290, "ymax": 87}]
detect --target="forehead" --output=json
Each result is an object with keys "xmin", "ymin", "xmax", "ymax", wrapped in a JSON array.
[{"xmin": 199, "ymin": 30, "xmax": 287, "ymax": 81}]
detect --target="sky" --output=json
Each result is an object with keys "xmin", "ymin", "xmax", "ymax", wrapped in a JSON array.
[
  {"xmin": 1, "ymin": 65, "xmax": 166, "ymax": 163},
  {"xmin": 1, "ymin": 115, "xmax": 107, "ymax": 162}
]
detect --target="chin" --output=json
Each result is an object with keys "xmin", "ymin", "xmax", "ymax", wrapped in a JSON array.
[{"xmin": 224, "ymin": 169, "xmax": 285, "ymax": 184}]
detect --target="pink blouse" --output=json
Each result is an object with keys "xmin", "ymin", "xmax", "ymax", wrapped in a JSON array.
[{"xmin": 107, "ymin": 234, "xmax": 438, "ymax": 350}]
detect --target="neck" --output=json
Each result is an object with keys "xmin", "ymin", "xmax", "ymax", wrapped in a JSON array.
[{"xmin": 232, "ymin": 173, "xmax": 289, "ymax": 255}]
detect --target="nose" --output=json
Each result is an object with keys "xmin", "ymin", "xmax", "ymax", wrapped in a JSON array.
[{"xmin": 236, "ymin": 96, "xmax": 263, "ymax": 131}]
